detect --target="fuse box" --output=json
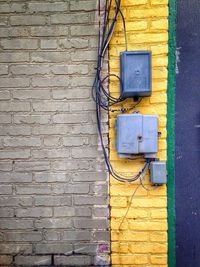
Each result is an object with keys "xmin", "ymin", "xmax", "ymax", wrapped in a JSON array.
[
  {"xmin": 150, "ymin": 161, "xmax": 167, "ymax": 185},
  {"xmin": 116, "ymin": 113, "xmax": 158, "ymax": 158},
  {"xmin": 120, "ymin": 51, "xmax": 152, "ymax": 98}
]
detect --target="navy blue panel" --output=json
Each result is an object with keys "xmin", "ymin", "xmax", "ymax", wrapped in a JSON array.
[{"xmin": 176, "ymin": 1, "xmax": 200, "ymax": 266}]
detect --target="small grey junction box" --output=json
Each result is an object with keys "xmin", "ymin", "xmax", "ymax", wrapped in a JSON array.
[{"xmin": 150, "ymin": 161, "xmax": 167, "ymax": 185}]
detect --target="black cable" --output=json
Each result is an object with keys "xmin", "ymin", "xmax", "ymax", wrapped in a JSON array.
[{"xmin": 93, "ymin": 0, "xmax": 147, "ymax": 183}]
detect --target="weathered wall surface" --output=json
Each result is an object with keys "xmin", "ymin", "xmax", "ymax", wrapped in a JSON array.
[
  {"xmin": 109, "ymin": 0, "xmax": 169, "ymax": 266},
  {"xmin": 0, "ymin": 1, "xmax": 110, "ymax": 266}
]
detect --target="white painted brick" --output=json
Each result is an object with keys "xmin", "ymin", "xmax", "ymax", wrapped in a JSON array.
[
  {"xmin": 28, "ymin": 2, "xmax": 68, "ymax": 13},
  {"xmin": 3, "ymin": 137, "xmax": 41, "ymax": 147},
  {"xmin": 0, "ymin": 39, "xmax": 38, "ymax": 50},
  {"xmin": 14, "ymin": 115, "xmax": 51, "ymax": 124},
  {"xmin": 13, "ymin": 90, "xmax": 51, "ymax": 100},
  {"xmin": 0, "ymin": 149, "xmax": 30, "ymax": 159},
  {"xmin": 10, "ymin": 15, "xmax": 46, "ymax": 26}
]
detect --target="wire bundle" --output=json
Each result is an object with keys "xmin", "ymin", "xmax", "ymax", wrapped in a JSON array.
[{"xmin": 92, "ymin": 0, "xmax": 149, "ymax": 183}]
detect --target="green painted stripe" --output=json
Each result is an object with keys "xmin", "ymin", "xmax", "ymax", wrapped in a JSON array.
[{"xmin": 167, "ymin": 0, "xmax": 177, "ymax": 266}]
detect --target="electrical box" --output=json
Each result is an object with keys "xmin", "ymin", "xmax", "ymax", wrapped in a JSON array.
[
  {"xmin": 150, "ymin": 161, "xmax": 167, "ymax": 185},
  {"xmin": 116, "ymin": 113, "xmax": 158, "ymax": 158},
  {"xmin": 120, "ymin": 51, "xmax": 152, "ymax": 98}
]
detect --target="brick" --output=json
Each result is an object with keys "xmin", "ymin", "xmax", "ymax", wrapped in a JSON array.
[
  {"xmin": 43, "ymin": 136, "xmax": 60, "ymax": 147},
  {"xmin": 3, "ymin": 137, "xmax": 41, "ymax": 147},
  {"xmin": 64, "ymin": 184, "xmax": 90, "ymax": 194},
  {"xmin": 16, "ymin": 185, "xmax": 51, "ymax": 195},
  {"xmin": 32, "ymin": 125, "xmax": 70, "ymax": 135},
  {"xmin": 51, "ymin": 13, "xmax": 89, "ymax": 24},
  {"xmin": 41, "ymin": 39, "xmax": 57, "ymax": 49},
  {"xmin": 0, "ymin": 161, "xmax": 12, "ymax": 171},
  {"xmin": 0, "ymin": 65, "xmax": 8, "ymax": 75},
  {"xmin": 33, "ymin": 101, "xmax": 69, "ymax": 111},
  {"xmin": 91, "ymin": 184, "xmax": 108, "ymax": 195},
  {"xmin": 52, "ymin": 113, "xmax": 88, "ymax": 124},
  {"xmin": 32, "ymin": 148, "xmax": 69, "ymax": 159},
  {"xmin": 0, "ymin": 39, "xmax": 38, "ymax": 50},
  {"xmin": 72, "ymin": 50, "xmax": 97, "ymax": 61},
  {"xmin": 0, "ymin": 28, "xmax": 29, "ymax": 38},
  {"xmin": 10, "ymin": 15, "xmax": 46, "ymax": 25},
  {"xmin": 44, "ymin": 230, "xmax": 60, "ymax": 241},
  {"xmin": 54, "ymin": 255, "xmax": 92, "ymax": 266},
  {"xmin": 35, "ymin": 196, "xmax": 72, "ymax": 206},
  {"xmin": 0, "ymin": 91, "xmax": 10, "ymax": 100},
  {"xmin": 0, "ymin": 101, "xmax": 30, "ymax": 111},
  {"xmin": 31, "ymin": 26, "xmax": 69, "ymax": 37},
  {"xmin": 0, "ymin": 78, "xmax": 29, "ymax": 87},
  {"xmin": 0, "ymin": 255, "xmax": 12, "ymax": 265},
  {"xmin": 14, "ymin": 115, "xmax": 50, "ymax": 124},
  {"xmin": 74, "ymin": 243, "xmax": 99, "ymax": 255},
  {"xmin": 63, "ymin": 137, "xmax": 88, "ymax": 146},
  {"xmin": 0, "ymin": 185, "xmax": 12, "ymax": 195},
  {"xmin": 151, "ymin": 0, "xmax": 168, "ymax": 4},
  {"xmin": 51, "ymin": 64, "xmax": 88, "ymax": 74},
  {"xmin": 0, "ymin": 126, "xmax": 31, "ymax": 136},
  {"xmin": 0, "ymin": 115, "xmax": 11, "ymax": 124},
  {"xmin": 0, "ymin": 173, "xmax": 32, "ymax": 183},
  {"xmin": 13, "ymin": 89, "xmax": 51, "ymax": 100},
  {"xmin": 74, "ymin": 196, "xmax": 108, "ymax": 206},
  {"xmin": 0, "ymin": 52, "xmax": 29, "ymax": 62},
  {"xmin": 34, "ymin": 243, "xmax": 73, "ymax": 254},
  {"xmin": 0, "ymin": 16, "xmax": 8, "ymax": 26},
  {"xmin": 52, "ymin": 88, "xmax": 89, "ymax": 99},
  {"xmin": 28, "ymin": 2, "xmax": 68, "ymax": 13},
  {"xmin": 129, "ymin": 7, "xmax": 168, "ymax": 18},
  {"xmin": 63, "ymin": 230, "xmax": 91, "ymax": 241},
  {"xmin": 32, "ymin": 76, "xmax": 69, "ymax": 87},
  {"xmin": 51, "ymin": 160, "xmax": 90, "ymax": 171},
  {"xmin": 72, "ymin": 172, "xmax": 106, "ymax": 182},
  {"xmin": 59, "ymin": 38, "xmax": 89, "ymax": 49},
  {"xmin": 92, "ymin": 231, "xmax": 110, "ymax": 241},
  {"xmin": 31, "ymin": 52, "xmax": 70, "ymax": 63},
  {"xmin": 0, "ymin": 149, "xmax": 30, "ymax": 159},
  {"xmin": 10, "ymin": 64, "xmax": 49, "ymax": 75},
  {"xmin": 35, "ymin": 219, "xmax": 72, "ymax": 229},
  {"xmin": 16, "ymin": 207, "xmax": 52, "ymax": 218},
  {"xmin": 14, "ymin": 161, "xmax": 50, "ymax": 171},
  {"xmin": 0, "ymin": 3, "xmax": 26, "ymax": 13},
  {"xmin": 151, "ymin": 19, "xmax": 168, "ymax": 30},
  {"xmin": 121, "ymin": 0, "xmax": 148, "ymax": 5},
  {"xmin": 93, "ymin": 207, "xmax": 109, "ymax": 217},
  {"xmin": 151, "ymin": 255, "xmax": 167, "ymax": 264},
  {"xmin": 6, "ymin": 232, "xmax": 42, "ymax": 242},
  {"xmin": 70, "ymin": 101, "xmax": 95, "ymax": 111},
  {"xmin": 0, "ymin": 208, "xmax": 14, "ymax": 217},
  {"xmin": 0, "ymin": 219, "xmax": 33, "ymax": 229},
  {"xmin": 70, "ymin": 0, "xmax": 96, "ymax": 11},
  {"xmin": 71, "ymin": 25, "xmax": 98, "ymax": 36},
  {"xmin": 0, "ymin": 243, "xmax": 32, "ymax": 255},
  {"xmin": 34, "ymin": 172, "xmax": 67, "ymax": 183},
  {"xmin": 15, "ymin": 256, "xmax": 51, "ymax": 266},
  {"xmin": 112, "ymin": 255, "xmax": 148, "ymax": 265},
  {"xmin": 72, "ymin": 147, "xmax": 100, "ymax": 158}
]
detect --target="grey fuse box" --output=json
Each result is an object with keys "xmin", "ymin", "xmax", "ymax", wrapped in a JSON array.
[
  {"xmin": 116, "ymin": 113, "xmax": 158, "ymax": 158},
  {"xmin": 150, "ymin": 161, "xmax": 167, "ymax": 185},
  {"xmin": 120, "ymin": 51, "xmax": 152, "ymax": 98}
]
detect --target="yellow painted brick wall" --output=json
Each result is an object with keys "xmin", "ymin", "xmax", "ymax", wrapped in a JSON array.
[{"xmin": 109, "ymin": 0, "xmax": 169, "ymax": 266}]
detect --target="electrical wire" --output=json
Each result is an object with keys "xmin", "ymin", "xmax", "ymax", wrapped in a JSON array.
[{"xmin": 93, "ymin": 0, "xmax": 147, "ymax": 183}]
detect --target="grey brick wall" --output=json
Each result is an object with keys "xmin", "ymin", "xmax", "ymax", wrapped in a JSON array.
[{"xmin": 0, "ymin": 1, "xmax": 110, "ymax": 266}]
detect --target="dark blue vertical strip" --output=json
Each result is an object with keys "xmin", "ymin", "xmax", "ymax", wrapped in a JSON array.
[
  {"xmin": 175, "ymin": 1, "xmax": 200, "ymax": 266},
  {"xmin": 167, "ymin": 0, "xmax": 177, "ymax": 266}
]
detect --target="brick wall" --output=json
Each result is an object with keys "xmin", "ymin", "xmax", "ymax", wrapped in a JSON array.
[
  {"xmin": 0, "ymin": 1, "xmax": 110, "ymax": 266},
  {"xmin": 109, "ymin": 1, "xmax": 168, "ymax": 266}
]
